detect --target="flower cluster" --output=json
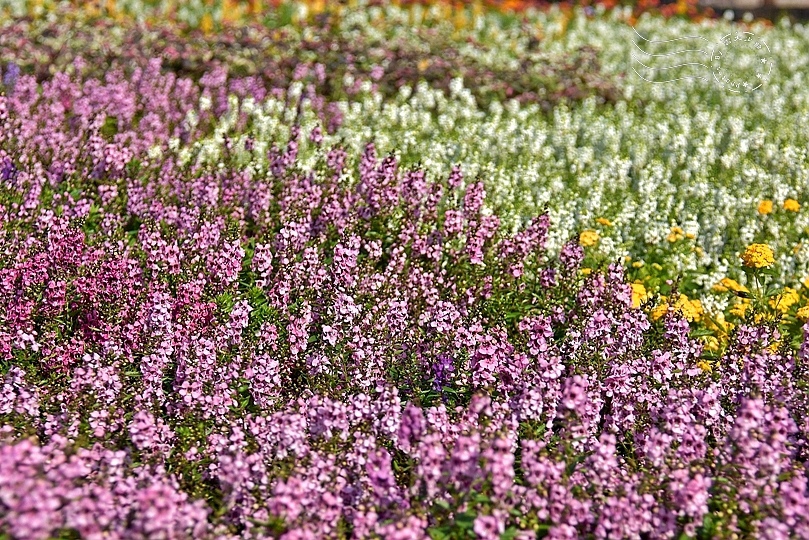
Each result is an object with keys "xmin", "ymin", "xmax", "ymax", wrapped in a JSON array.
[
  {"xmin": 741, "ymin": 243, "xmax": 776, "ymax": 269},
  {"xmin": 2, "ymin": 2, "xmax": 809, "ymax": 539}
]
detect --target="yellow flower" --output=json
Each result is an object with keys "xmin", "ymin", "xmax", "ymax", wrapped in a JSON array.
[
  {"xmin": 758, "ymin": 200, "xmax": 773, "ymax": 215},
  {"xmin": 649, "ymin": 294, "xmax": 701, "ymax": 322},
  {"xmin": 702, "ymin": 336, "xmax": 720, "ymax": 353},
  {"xmin": 472, "ymin": 0, "xmax": 484, "ymax": 18},
  {"xmin": 794, "ymin": 244, "xmax": 803, "ymax": 255},
  {"xmin": 740, "ymin": 244, "xmax": 775, "ymax": 269},
  {"xmin": 632, "ymin": 261, "xmax": 644, "ymax": 268},
  {"xmin": 597, "ymin": 217, "xmax": 613, "ymax": 227},
  {"xmin": 712, "ymin": 277, "xmax": 749, "ymax": 294},
  {"xmin": 579, "ymin": 230, "xmax": 600, "ymax": 247},
  {"xmin": 674, "ymin": 294, "xmax": 703, "ymax": 322},
  {"xmin": 686, "ymin": 233, "xmax": 696, "ymax": 240},
  {"xmin": 784, "ymin": 199, "xmax": 801, "ymax": 212},
  {"xmin": 631, "ymin": 282, "xmax": 648, "ymax": 309},
  {"xmin": 769, "ymin": 287, "xmax": 800, "ymax": 313},
  {"xmin": 200, "ymin": 12, "xmax": 214, "ymax": 34},
  {"xmin": 313, "ymin": 0, "xmax": 327, "ymax": 15},
  {"xmin": 730, "ymin": 299, "xmax": 751, "ymax": 318},
  {"xmin": 652, "ymin": 263, "xmax": 663, "ymax": 271},
  {"xmin": 650, "ymin": 302, "xmax": 669, "ymax": 321},
  {"xmin": 696, "ymin": 360, "xmax": 712, "ymax": 373},
  {"xmin": 453, "ymin": 6, "xmax": 468, "ymax": 29},
  {"xmin": 690, "ymin": 299, "xmax": 704, "ymax": 320},
  {"xmin": 714, "ymin": 311, "xmax": 736, "ymax": 336},
  {"xmin": 248, "ymin": 0, "xmax": 263, "ymax": 15},
  {"xmin": 797, "ymin": 305, "xmax": 809, "ymax": 321},
  {"xmin": 580, "ymin": 268, "xmax": 592, "ymax": 276},
  {"xmin": 705, "ymin": 312, "xmax": 734, "ymax": 335},
  {"xmin": 667, "ymin": 226, "xmax": 685, "ymax": 243},
  {"xmin": 222, "ymin": 0, "xmax": 240, "ymax": 23},
  {"xmin": 766, "ymin": 340, "xmax": 782, "ymax": 353}
]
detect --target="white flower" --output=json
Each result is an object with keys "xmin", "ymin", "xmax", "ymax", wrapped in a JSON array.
[{"xmin": 199, "ymin": 95, "xmax": 212, "ymax": 112}]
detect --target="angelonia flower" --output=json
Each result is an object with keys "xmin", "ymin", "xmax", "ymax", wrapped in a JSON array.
[
  {"xmin": 559, "ymin": 240, "xmax": 585, "ymax": 272},
  {"xmin": 1, "ymin": 3, "xmax": 809, "ymax": 540}
]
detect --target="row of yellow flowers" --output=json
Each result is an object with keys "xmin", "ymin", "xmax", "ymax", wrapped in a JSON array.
[
  {"xmin": 580, "ymin": 221, "xmax": 697, "ymax": 250},
  {"xmin": 577, "ymin": 229, "xmax": 809, "ymax": 372},
  {"xmin": 758, "ymin": 198, "xmax": 801, "ymax": 215}
]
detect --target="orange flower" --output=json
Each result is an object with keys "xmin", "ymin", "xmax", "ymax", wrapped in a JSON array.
[
  {"xmin": 784, "ymin": 199, "xmax": 801, "ymax": 212},
  {"xmin": 758, "ymin": 200, "xmax": 773, "ymax": 215}
]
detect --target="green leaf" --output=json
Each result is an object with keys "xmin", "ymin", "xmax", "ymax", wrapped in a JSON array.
[
  {"xmin": 427, "ymin": 527, "xmax": 450, "ymax": 540},
  {"xmin": 472, "ymin": 492, "xmax": 491, "ymax": 504},
  {"xmin": 455, "ymin": 511, "xmax": 476, "ymax": 528},
  {"xmin": 565, "ymin": 451, "xmax": 589, "ymax": 476},
  {"xmin": 689, "ymin": 328, "xmax": 714, "ymax": 337},
  {"xmin": 434, "ymin": 499, "xmax": 451, "ymax": 511},
  {"xmin": 699, "ymin": 513, "xmax": 716, "ymax": 537},
  {"xmin": 100, "ymin": 115, "xmax": 119, "ymax": 139}
]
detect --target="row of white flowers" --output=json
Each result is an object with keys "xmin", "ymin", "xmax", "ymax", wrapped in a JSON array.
[{"xmin": 152, "ymin": 2, "xmax": 809, "ymax": 313}]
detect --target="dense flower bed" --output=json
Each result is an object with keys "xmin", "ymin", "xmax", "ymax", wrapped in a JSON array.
[
  {"xmin": 3, "ymin": 2, "xmax": 809, "ymax": 539},
  {"xmin": 0, "ymin": 8, "xmax": 620, "ymax": 109}
]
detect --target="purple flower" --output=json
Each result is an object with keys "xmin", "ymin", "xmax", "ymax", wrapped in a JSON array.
[
  {"xmin": 432, "ymin": 353, "xmax": 455, "ymax": 392},
  {"xmin": 3, "ymin": 62, "xmax": 19, "ymax": 94},
  {"xmin": 559, "ymin": 240, "xmax": 585, "ymax": 272}
]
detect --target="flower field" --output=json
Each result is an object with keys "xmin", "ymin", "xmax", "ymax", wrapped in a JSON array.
[{"xmin": 4, "ymin": 1, "xmax": 809, "ymax": 538}]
